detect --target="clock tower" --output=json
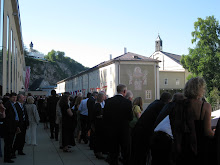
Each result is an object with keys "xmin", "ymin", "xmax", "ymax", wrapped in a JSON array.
[{"xmin": 155, "ymin": 35, "xmax": 162, "ymax": 52}]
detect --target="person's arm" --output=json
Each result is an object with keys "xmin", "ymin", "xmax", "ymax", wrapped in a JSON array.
[
  {"xmin": 133, "ymin": 106, "xmax": 141, "ymax": 119},
  {"xmin": 203, "ymin": 102, "xmax": 214, "ymax": 137}
]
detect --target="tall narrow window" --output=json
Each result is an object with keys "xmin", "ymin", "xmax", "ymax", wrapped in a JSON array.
[
  {"xmin": 11, "ymin": 30, "xmax": 13, "ymax": 91},
  {"xmin": 176, "ymin": 79, "xmax": 180, "ymax": 85},
  {"xmin": 164, "ymin": 78, "xmax": 168, "ymax": 85},
  {"xmin": 14, "ymin": 40, "xmax": 16, "ymax": 91},
  {"xmin": 6, "ymin": 16, "xmax": 9, "ymax": 92},
  {"xmin": 0, "ymin": 0, "xmax": 4, "ymax": 95}
]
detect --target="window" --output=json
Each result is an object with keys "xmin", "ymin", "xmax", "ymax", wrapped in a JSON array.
[
  {"xmin": 145, "ymin": 90, "xmax": 152, "ymax": 99},
  {"xmin": 176, "ymin": 79, "xmax": 180, "ymax": 85},
  {"xmin": 164, "ymin": 78, "xmax": 168, "ymax": 85}
]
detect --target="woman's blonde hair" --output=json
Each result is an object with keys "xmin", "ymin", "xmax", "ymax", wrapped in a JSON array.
[
  {"xmin": 27, "ymin": 96, "xmax": 34, "ymax": 104},
  {"xmin": 133, "ymin": 97, "xmax": 143, "ymax": 111},
  {"xmin": 184, "ymin": 77, "xmax": 206, "ymax": 99}
]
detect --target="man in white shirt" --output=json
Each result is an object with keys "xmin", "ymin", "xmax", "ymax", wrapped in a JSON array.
[{"xmin": 78, "ymin": 92, "xmax": 91, "ymax": 144}]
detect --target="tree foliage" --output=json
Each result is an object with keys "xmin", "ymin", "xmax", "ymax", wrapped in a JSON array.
[
  {"xmin": 181, "ymin": 16, "xmax": 220, "ymax": 93},
  {"xmin": 44, "ymin": 49, "xmax": 88, "ymax": 75}
]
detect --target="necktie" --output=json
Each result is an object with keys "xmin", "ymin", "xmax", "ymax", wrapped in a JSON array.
[{"xmin": 21, "ymin": 104, "xmax": 25, "ymax": 121}]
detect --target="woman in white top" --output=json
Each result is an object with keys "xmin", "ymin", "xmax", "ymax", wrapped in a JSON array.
[{"xmin": 25, "ymin": 96, "xmax": 40, "ymax": 146}]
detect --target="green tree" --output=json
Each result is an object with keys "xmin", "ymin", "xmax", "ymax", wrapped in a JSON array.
[
  {"xmin": 181, "ymin": 16, "xmax": 220, "ymax": 93},
  {"xmin": 45, "ymin": 49, "xmax": 56, "ymax": 62},
  {"xmin": 56, "ymin": 51, "xmax": 65, "ymax": 61},
  {"xmin": 207, "ymin": 87, "xmax": 220, "ymax": 107}
]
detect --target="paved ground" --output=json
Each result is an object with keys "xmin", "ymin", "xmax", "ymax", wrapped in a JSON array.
[{"xmin": 0, "ymin": 124, "xmax": 109, "ymax": 165}]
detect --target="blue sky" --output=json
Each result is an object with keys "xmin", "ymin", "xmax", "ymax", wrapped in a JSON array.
[{"xmin": 19, "ymin": 0, "xmax": 220, "ymax": 67}]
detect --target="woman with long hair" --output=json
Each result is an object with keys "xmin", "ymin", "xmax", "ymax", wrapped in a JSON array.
[
  {"xmin": 174, "ymin": 77, "xmax": 215, "ymax": 165},
  {"xmin": 59, "ymin": 93, "xmax": 75, "ymax": 152},
  {"xmin": 129, "ymin": 97, "xmax": 143, "ymax": 129}
]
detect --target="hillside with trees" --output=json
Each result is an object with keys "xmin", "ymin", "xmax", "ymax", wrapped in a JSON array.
[{"xmin": 25, "ymin": 49, "xmax": 88, "ymax": 90}]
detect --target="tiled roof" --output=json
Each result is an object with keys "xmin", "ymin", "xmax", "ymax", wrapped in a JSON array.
[
  {"xmin": 161, "ymin": 51, "xmax": 181, "ymax": 64},
  {"xmin": 57, "ymin": 52, "xmax": 159, "ymax": 84}
]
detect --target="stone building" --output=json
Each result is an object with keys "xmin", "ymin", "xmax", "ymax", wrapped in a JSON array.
[
  {"xmin": 56, "ymin": 52, "xmax": 160, "ymax": 107},
  {"xmin": 0, "ymin": 0, "xmax": 26, "ymax": 95},
  {"xmin": 151, "ymin": 35, "xmax": 189, "ymax": 95}
]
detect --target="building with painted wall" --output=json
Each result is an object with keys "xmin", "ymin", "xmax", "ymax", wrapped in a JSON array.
[
  {"xmin": 56, "ymin": 52, "xmax": 160, "ymax": 107},
  {"xmin": 151, "ymin": 35, "xmax": 190, "ymax": 95},
  {"xmin": 0, "ymin": 0, "xmax": 26, "ymax": 95}
]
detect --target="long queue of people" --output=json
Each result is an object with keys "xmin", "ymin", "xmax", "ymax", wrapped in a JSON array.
[
  {"xmin": 42, "ymin": 77, "xmax": 219, "ymax": 165},
  {"xmin": 0, "ymin": 76, "xmax": 219, "ymax": 165}
]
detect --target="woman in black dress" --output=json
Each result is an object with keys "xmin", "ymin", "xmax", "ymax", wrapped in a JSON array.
[
  {"xmin": 93, "ymin": 92, "xmax": 106, "ymax": 159},
  {"xmin": 59, "ymin": 93, "xmax": 76, "ymax": 152}
]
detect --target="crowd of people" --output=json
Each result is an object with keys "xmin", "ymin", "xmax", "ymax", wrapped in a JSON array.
[{"xmin": 0, "ymin": 77, "xmax": 219, "ymax": 164}]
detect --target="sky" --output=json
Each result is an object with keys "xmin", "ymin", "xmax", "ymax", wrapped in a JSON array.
[{"xmin": 19, "ymin": 0, "xmax": 220, "ymax": 68}]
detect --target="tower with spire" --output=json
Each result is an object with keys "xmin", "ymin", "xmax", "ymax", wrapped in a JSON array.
[
  {"xmin": 155, "ymin": 34, "xmax": 162, "ymax": 52},
  {"xmin": 29, "ymin": 41, "xmax": 33, "ymax": 52}
]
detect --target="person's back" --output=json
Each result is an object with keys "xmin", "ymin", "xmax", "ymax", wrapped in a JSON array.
[
  {"xmin": 130, "ymin": 92, "xmax": 172, "ymax": 165},
  {"xmin": 104, "ymin": 95, "xmax": 133, "ymax": 131}
]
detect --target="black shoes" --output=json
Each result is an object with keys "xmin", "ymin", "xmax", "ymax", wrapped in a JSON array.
[{"xmin": 4, "ymin": 159, "xmax": 14, "ymax": 163}]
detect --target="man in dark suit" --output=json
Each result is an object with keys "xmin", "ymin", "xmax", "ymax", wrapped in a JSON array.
[
  {"xmin": 103, "ymin": 84, "xmax": 133, "ymax": 165},
  {"xmin": 13, "ymin": 94, "xmax": 29, "ymax": 156},
  {"xmin": 3, "ymin": 93, "xmax": 20, "ymax": 163},
  {"xmin": 129, "ymin": 92, "xmax": 172, "ymax": 165},
  {"xmin": 47, "ymin": 90, "xmax": 60, "ymax": 140},
  {"xmin": 87, "ymin": 91, "xmax": 98, "ymax": 149}
]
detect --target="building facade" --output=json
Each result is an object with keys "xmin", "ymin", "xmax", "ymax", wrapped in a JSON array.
[
  {"xmin": 0, "ymin": 0, "xmax": 26, "ymax": 95},
  {"xmin": 151, "ymin": 35, "xmax": 189, "ymax": 95},
  {"xmin": 56, "ymin": 52, "xmax": 160, "ymax": 108}
]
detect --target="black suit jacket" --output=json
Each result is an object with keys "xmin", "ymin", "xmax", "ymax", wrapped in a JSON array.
[
  {"xmin": 154, "ymin": 102, "xmax": 176, "ymax": 129},
  {"xmin": 134, "ymin": 100, "xmax": 166, "ymax": 137},
  {"xmin": 103, "ymin": 95, "xmax": 133, "ymax": 133},
  {"xmin": 14, "ymin": 102, "xmax": 29, "ymax": 130},
  {"xmin": 87, "ymin": 96, "xmax": 96, "ymax": 123},
  {"xmin": 47, "ymin": 95, "xmax": 59, "ymax": 122},
  {"xmin": 3, "ymin": 101, "xmax": 17, "ymax": 134}
]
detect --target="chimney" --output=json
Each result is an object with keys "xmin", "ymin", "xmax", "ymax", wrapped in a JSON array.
[
  {"xmin": 124, "ymin": 47, "xmax": 127, "ymax": 54},
  {"xmin": 110, "ymin": 54, "xmax": 112, "ymax": 60}
]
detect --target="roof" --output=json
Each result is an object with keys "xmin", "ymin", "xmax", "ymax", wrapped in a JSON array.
[
  {"xmin": 29, "ymin": 78, "xmax": 44, "ymax": 91},
  {"xmin": 160, "ymin": 51, "xmax": 181, "ymax": 64},
  {"xmin": 156, "ymin": 35, "xmax": 162, "ymax": 41},
  {"xmin": 57, "ymin": 52, "xmax": 159, "ymax": 84}
]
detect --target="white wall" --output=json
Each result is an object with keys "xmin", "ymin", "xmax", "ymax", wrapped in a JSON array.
[{"xmin": 151, "ymin": 52, "xmax": 185, "ymax": 71}]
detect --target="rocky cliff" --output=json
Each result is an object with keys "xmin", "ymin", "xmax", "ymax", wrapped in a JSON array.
[{"xmin": 25, "ymin": 57, "xmax": 87, "ymax": 90}]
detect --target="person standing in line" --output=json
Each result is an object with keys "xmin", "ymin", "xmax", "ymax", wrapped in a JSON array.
[
  {"xmin": 73, "ymin": 96, "xmax": 83, "ymax": 143},
  {"xmin": 0, "ymin": 99, "xmax": 6, "ymax": 158},
  {"xmin": 93, "ymin": 92, "xmax": 106, "ymax": 159},
  {"xmin": 125, "ymin": 90, "xmax": 133, "ymax": 102},
  {"xmin": 25, "ymin": 96, "xmax": 40, "ymax": 146},
  {"xmin": 3, "ymin": 93, "xmax": 20, "ymax": 163},
  {"xmin": 78, "ymin": 92, "xmax": 91, "ymax": 144},
  {"xmin": 129, "ymin": 92, "xmax": 172, "ymax": 165},
  {"xmin": 56, "ymin": 97, "xmax": 63, "ymax": 149},
  {"xmin": 59, "ymin": 93, "xmax": 75, "ymax": 152},
  {"xmin": 47, "ymin": 90, "xmax": 60, "ymax": 140},
  {"xmin": 103, "ymin": 84, "xmax": 133, "ymax": 165},
  {"xmin": 87, "ymin": 91, "xmax": 98, "ymax": 150},
  {"xmin": 129, "ymin": 97, "xmax": 143, "ymax": 130},
  {"xmin": 13, "ymin": 94, "xmax": 29, "ymax": 156}
]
